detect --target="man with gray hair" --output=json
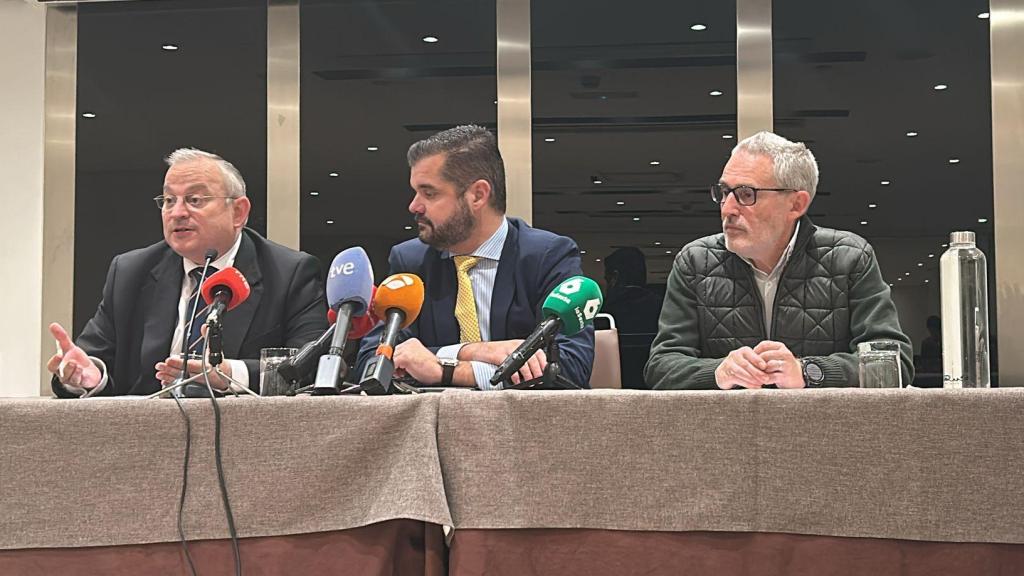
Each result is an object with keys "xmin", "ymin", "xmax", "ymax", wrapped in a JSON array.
[
  {"xmin": 645, "ymin": 131, "xmax": 912, "ymax": 390},
  {"xmin": 47, "ymin": 148, "xmax": 328, "ymax": 396}
]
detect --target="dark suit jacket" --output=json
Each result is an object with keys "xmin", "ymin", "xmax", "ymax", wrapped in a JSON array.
[
  {"xmin": 356, "ymin": 217, "xmax": 595, "ymax": 388},
  {"xmin": 54, "ymin": 228, "xmax": 328, "ymax": 397}
]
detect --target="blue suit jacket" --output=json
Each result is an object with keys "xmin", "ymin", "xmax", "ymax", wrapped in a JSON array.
[{"xmin": 356, "ymin": 217, "xmax": 595, "ymax": 388}]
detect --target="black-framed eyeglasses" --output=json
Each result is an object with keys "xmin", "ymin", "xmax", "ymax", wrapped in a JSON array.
[
  {"xmin": 153, "ymin": 194, "xmax": 234, "ymax": 211},
  {"xmin": 710, "ymin": 183, "xmax": 795, "ymax": 206}
]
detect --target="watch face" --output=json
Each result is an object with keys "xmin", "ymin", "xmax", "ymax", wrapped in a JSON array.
[
  {"xmin": 804, "ymin": 361, "xmax": 824, "ymax": 383},
  {"xmin": 439, "ymin": 358, "xmax": 458, "ymax": 368}
]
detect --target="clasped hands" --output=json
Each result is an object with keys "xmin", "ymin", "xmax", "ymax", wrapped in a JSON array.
[
  {"xmin": 714, "ymin": 341, "xmax": 804, "ymax": 389},
  {"xmin": 392, "ymin": 338, "xmax": 546, "ymax": 386}
]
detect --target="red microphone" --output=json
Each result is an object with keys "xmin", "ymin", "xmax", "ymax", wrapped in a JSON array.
[{"xmin": 201, "ymin": 267, "xmax": 251, "ymax": 326}]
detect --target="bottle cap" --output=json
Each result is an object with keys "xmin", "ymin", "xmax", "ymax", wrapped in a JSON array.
[{"xmin": 949, "ymin": 231, "xmax": 975, "ymax": 245}]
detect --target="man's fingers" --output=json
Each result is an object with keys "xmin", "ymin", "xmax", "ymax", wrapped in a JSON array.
[
  {"xmin": 49, "ymin": 323, "xmax": 75, "ymax": 354},
  {"xmin": 46, "ymin": 354, "xmax": 63, "ymax": 374},
  {"xmin": 737, "ymin": 347, "xmax": 769, "ymax": 371},
  {"xmin": 753, "ymin": 340, "xmax": 785, "ymax": 354}
]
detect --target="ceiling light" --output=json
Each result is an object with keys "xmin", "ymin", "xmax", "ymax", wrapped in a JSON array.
[
  {"xmin": 649, "ymin": 160, "xmax": 661, "ymax": 166},
  {"xmin": 595, "ymin": 258, "xmax": 602, "ymax": 262},
  {"xmin": 978, "ymin": 12, "xmax": 990, "ymax": 19},
  {"xmin": 925, "ymin": 279, "xmax": 930, "ymax": 283},
  {"xmin": 367, "ymin": 146, "xmax": 379, "ymax": 151},
  {"xmin": 934, "ymin": 84, "xmax": 948, "ymax": 90},
  {"xmin": 422, "ymin": 36, "xmax": 439, "ymax": 43},
  {"xmin": 690, "ymin": 23, "xmax": 707, "ymax": 31},
  {"xmin": 616, "ymin": 201, "xmax": 625, "ymax": 205},
  {"xmin": 326, "ymin": 220, "xmax": 335, "ymax": 225},
  {"xmin": 81, "ymin": 112, "xmax": 96, "ymax": 118},
  {"xmin": 881, "ymin": 180, "xmax": 891, "ymax": 185},
  {"xmin": 889, "ymin": 283, "xmax": 894, "ymax": 287},
  {"xmin": 949, "ymin": 157, "xmax": 960, "ymax": 164},
  {"xmin": 904, "ymin": 272, "xmax": 911, "ymax": 276},
  {"xmin": 329, "ymin": 172, "xmax": 339, "ymax": 177},
  {"xmin": 493, "ymin": 99, "xmax": 498, "ymax": 105},
  {"xmin": 942, "ymin": 243, "xmax": 949, "ymax": 247},
  {"xmin": 929, "ymin": 254, "xmax": 935, "ymax": 258},
  {"xmin": 917, "ymin": 263, "xmax": 924, "ymax": 267},
  {"xmin": 544, "ymin": 137, "xmax": 556, "ymax": 143},
  {"xmin": 654, "ymin": 241, "xmax": 662, "ymax": 246},
  {"xmin": 633, "ymin": 217, "xmax": 641, "ymax": 222},
  {"xmin": 906, "ymin": 131, "xmax": 919, "ymax": 137},
  {"xmin": 161, "ymin": 44, "xmax": 179, "ymax": 51},
  {"xmin": 978, "ymin": 218, "xmax": 988, "ymax": 223},
  {"xmin": 709, "ymin": 90, "xmax": 723, "ymax": 97},
  {"xmin": 580, "ymin": 250, "xmax": 587, "ymax": 255},
  {"xmin": 665, "ymin": 250, "xmax": 672, "ymax": 254},
  {"xmin": 593, "ymin": 179, "xmax": 603, "ymax": 185},
  {"xmin": 860, "ymin": 221, "xmax": 868, "ymax": 225},
  {"xmin": 898, "ymin": 278, "xmax": 903, "ymax": 281},
  {"xmin": 722, "ymin": 134, "xmax": 734, "ymax": 140},
  {"xmin": 868, "ymin": 203, "xmax": 877, "ymax": 209},
  {"xmin": 309, "ymin": 191, "xmax": 319, "ymax": 196}
]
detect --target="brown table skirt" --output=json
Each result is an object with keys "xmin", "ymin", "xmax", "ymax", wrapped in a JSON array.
[
  {"xmin": 449, "ymin": 529, "xmax": 1024, "ymax": 576},
  {"xmin": 0, "ymin": 519, "xmax": 446, "ymax": 576}
]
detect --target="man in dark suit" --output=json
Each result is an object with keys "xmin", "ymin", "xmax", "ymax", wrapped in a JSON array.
[
  {"xmin": 356, "ymin": 125, "xmax": 594, "ymax": 389},
  {"xmin": 47, "ymin": 148, "xmax": 327, "ymax": 397}
]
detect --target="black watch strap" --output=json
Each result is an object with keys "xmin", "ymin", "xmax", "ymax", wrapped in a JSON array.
[{"xmin": 439, "ymin": 359, "xmax": 458, "ymax": 386}]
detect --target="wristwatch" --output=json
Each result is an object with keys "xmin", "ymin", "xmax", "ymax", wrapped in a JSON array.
[
  {"xmin": 800, "ymin": 357, "xmax": 825, "ymax": 388},
  {"xmin": 438, "ymin": 358, "xmax": 459, "ymax": 386}
]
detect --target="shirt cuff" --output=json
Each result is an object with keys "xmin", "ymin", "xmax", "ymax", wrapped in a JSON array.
[
  {"xmin": 61, "ymin": 356, "xmax": 109, "ymax": 398},
  {"xmin": 227, "ymin": 359, "xmax": 250, "ymax": 390},
  {"xmin": 437, "ymin": 344, "xmax": 465, "ymax": 361},
  {"xmin": 471, "ymin": 361, "xmax": 503, "ymax": 391}
]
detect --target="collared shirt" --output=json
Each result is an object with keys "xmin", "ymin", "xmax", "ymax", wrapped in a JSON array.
[
  {"xmin": 437, "ymin": 218, "xmax": 509, "ymax": 390},
  {"xmin": 169, "ymin": 232, "xmax": 249, "ymax": 388},
  {"xmin": 738, "ymin": 221, "xmax": 800, "ymax": 339}
]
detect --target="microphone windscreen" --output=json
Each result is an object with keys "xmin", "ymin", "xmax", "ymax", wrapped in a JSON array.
[
  {"xmin": 374, "ymin": 273, "xmax": 424, "ymax": 329},
  {"xmin": 327, "ymin": 308, "xmax": 337, "ymax": 326},
  {"xmin": 201, "ymin": 267, "xmax": 251, "ymax": 311},
  {"xmin": 541, "ymin": 276, "xmax": 604, "ymax": 335},
  {"xmin": 328, "ymin": 286, "xmax": 377, "ymax": 337},
  {"xmin": 325, "ymin": 247, "xmax": 374, "ymax": 315}
]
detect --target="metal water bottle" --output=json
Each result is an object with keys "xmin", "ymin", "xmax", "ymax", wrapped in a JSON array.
[{"xmin": 940, "ymin": 231, "xmax": 990, "ymax": 388}]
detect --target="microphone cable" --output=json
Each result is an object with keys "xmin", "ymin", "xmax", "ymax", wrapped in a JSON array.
[
  {"xmin": 201, "ymin": 353, "xmax": 242, "ymax": 576},
  {"xmin": 170, "ymin": 393, "xmax": 199, "ymax": 576}
]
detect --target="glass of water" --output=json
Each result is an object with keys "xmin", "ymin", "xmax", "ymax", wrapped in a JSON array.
[
  {"xmin": 857, "ymin": 340, "xmax": 902, "ymax": 388},
  {"xmin": 260, "ymin": 348, "xmax": 298, "ymax": 396}
]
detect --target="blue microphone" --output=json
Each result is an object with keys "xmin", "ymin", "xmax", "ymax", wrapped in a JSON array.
[{"xmin": 312, "ymin": 247, "xmax": 374, "ymax": 394}]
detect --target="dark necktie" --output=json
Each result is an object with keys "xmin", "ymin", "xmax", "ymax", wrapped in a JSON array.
[{"xmin": 185, "ymin": 266, "xmax": 218, "ymax": 355}]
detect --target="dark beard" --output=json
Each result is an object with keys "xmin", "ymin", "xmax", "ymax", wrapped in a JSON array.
[{"xmin": 417, "ymin": 198, "xmax": 475, "ymax": 250}]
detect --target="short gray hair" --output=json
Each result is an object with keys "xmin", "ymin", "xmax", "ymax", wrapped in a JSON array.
[
  {"xmin": 164, "ymin": 148, "xmax": 247, "ymax": 198},
  {"xmin": 407, "ymin": 125, "xmax": 506, "ymax": 212},
  {"xmin": 733, "ymin": 131, "xmax": 819, "ymax": 201}
]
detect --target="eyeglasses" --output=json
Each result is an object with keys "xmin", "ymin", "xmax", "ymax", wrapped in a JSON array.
[
  {"xmin": 153, "ymin": 194, "xmax": 234, "ymax": 211},
  {"xmin": 710, "ymin": 183, "xmax": 795, "ymax": 206}
]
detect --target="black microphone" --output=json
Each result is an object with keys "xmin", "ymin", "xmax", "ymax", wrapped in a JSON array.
[
  {"xmin": 278, "ymin": 324, "xmax": 336, "ymax": 384},
  {"xmin": 177, "ymin": 249, "xmax": 218, "ymax": 384}
]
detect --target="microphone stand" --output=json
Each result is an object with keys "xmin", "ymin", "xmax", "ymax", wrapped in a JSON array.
[{"xmin": 146, "ymin": 333, "xmax": 259, "ymax": 399}]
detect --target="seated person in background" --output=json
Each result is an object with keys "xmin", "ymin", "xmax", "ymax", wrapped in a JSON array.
[
  {"xmin": 645, "ymin": 132, "xmax": 913, "ymax": 390},
  {"xmin": 919, "ymin": 315, "xmax": 942, "ymax": 373},
  {"xmin": 602, "ymin": 247, "xmax": 662, "ymax": 334},
  {"xmin": 47, "ymin": 148, "xmax": 328, "ymax": 397},
  {"xmin": 356, "ymin": 125, "xmax": 594, "ymax": 389}
]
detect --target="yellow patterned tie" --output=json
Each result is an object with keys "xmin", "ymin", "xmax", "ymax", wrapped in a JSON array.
[{"xmin": 453, "ymin": 255, "xmax": 482, "ymax": 343}]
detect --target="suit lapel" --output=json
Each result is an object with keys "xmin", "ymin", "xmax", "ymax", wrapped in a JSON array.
[
  {"xmin": 139, "ymin": 248, "xmax": 184, "ymax": 391},
  {"xmin": 221, "ymin": 231, "xmax": 262, "ymax": 359},
  {"xmin": 489, "ymin": 218, "xmax": 518, "ymax": 340}
]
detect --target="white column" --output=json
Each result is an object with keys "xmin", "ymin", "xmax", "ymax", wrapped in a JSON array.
[{"xmin": 0, "ymin": 2, "xmax": 47, "ymax": 397}]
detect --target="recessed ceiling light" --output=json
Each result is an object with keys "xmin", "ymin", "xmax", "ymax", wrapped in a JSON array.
[
  {"xmin": 949, "ymin": 157, "xmax": 960, "ymax": 164},
  {"xmin": 595, "ymin": 258, "xmax": 602, "ymax": 262},
  {"xmin": 665, "ymin": 250, "xmax": 672, "ymax": 254},
  {"xmin": 942, "ymin": 243, "xmax": 949, "ymax": 247},
  {"xmin": 161, "ymin": 44, "xmax": 179, "ymax": 51},
  {"xmin": 367, "ymin": 146, "xmax": 379, "ymax": 151},
  {"xmin": 978, "ymin": 218, "xmax": 989, "ymax": 223},
  {"xmin": 917, "ymin": 262, "xmax": 924, "ymax": 267},
  {"xmin": 906, "ymin": 131, "xmax": 919, "ymax": 137},
  {"xmin": 898, "ymin": 278, "xmax": 903, "ymax": 281},
  {"xmin": 904, "ymin": 272, "xmax": 911, "ymax": 276},
  {"xmin": 881, "ymin": 180, "xmax": 891, "ymax": 185},
  {"xmin": 326, "ymin": 219, "xmax": 335, "ymax": 225},
  {"xmin": 924, "ymin": 279, "xmax": 930, "ymax": 283},
  {"xmin": 889, "ymin": 283, "xmax": 894, "ymax": 287},
  {"xmin": 929, "ymin": 253, "xmax": 935, "ymax": 258},
  {"xmin": 309, "ymin": 191, "xmax": 319, "ymax": 196},
  {"xmin": 860, "ymin": 221, "xmax": 868, "ymax": 225},
  {"xmin": 633, "ymin": 217, "xmax": 641, "ymax": 222},
  {"xmin": 493, "ymin": 99, "xmax": 498, "ymax": 105},
  {"xmin": 722, "ymin": 134, "xmax": 734, "ymax": 139},
  {"xmin": 580, "ymin": 250, "xmax": 587, "ymax": 255},
  {"xmin": 404, "ymin": 225, "xmax": 413, "ymax": 230},
  {"xmin": 329, "ymin": 172, "xmax": 339, "ymax": 177},
  {"xmin": 616, "ymin": 201, "xmax": 625, "ymax": 205},
  {"xmin": 81, "ymin": 112, "xmax": 97, "ymax": 118},
  {"xmin": 690, "ymin": 23, "xmax": 707, "ymax": 31},
  {"xmin": 709, "ymin": 90, "xmax": 723, "ymax": 97},
  {"xmin": 868, "ymin": 203, "xmax": 877, "ymax": 209},
  {"xmin": 649, "ymin": 160, "xmax": 661, "ymax": 166},
  {"xmin": 654, "ymin": 241, "xmax": 662, "ymax": 246},
  {"xmin": 422, "ymin": 36, "xmax": 439, "ymax": 43},
  {"xmin": 593, "ymin": 179, "xmax": 603, "ymax": 185},
  {"xmin": 934, "ymin": 84, "xmax": 948, "ymax": 90},
  {"xmin": 978, "ymin": 12, "xmax": 990, "ymax": 19},
  {"xmin": 544, "ymin": 137, "xmax": 556, "ymax": 143}
]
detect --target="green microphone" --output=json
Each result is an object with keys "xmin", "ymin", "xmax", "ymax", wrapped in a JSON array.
[{"xmin": 490, "ymin": 276, "xmax": 604, "ymax": 386}]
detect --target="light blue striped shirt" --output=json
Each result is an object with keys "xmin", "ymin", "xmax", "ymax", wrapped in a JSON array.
[{"xmin": 436, "ymin": 218, "xmax": 508, "ymax": 390}]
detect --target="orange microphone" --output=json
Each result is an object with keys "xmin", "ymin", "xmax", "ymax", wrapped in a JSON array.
[{"xmin": 359, "ymin": 273, "xmax": 424, "ymax": 394}]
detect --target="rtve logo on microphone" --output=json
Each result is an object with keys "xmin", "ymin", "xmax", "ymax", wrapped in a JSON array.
[{"xmin": 329, "ymin": 262, "xmax": 357, "ymax": 279}]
